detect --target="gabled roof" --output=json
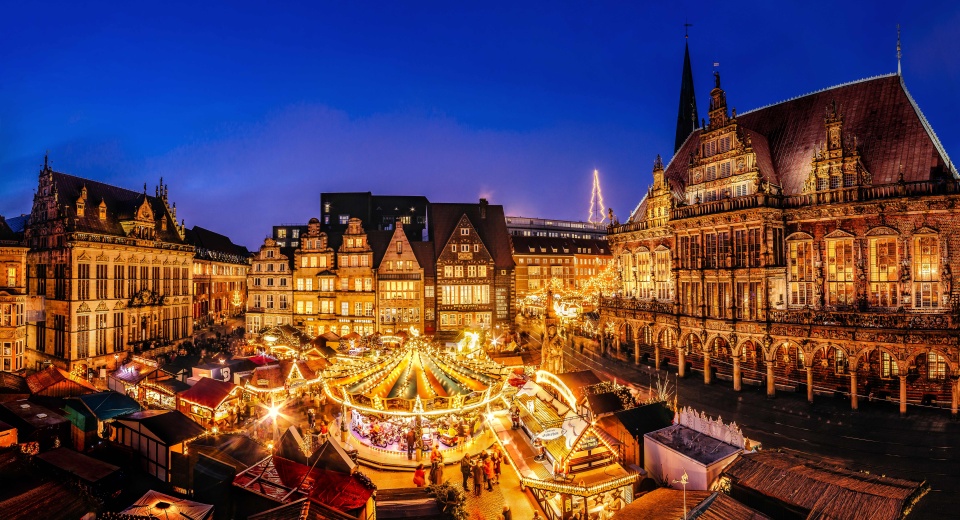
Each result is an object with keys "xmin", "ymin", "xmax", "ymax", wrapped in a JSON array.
[
  {"xmin": 721, "ymin": 450, "xmax": 928, "ymax": 520},
  {"xmin": 410, "ymin": 241, "xmax": 436, "ymax": 277},
  {"xmin": 554, "ymin": 370, "xmax": 602, "ymax": 395},
  {"xmin": 45, "ymin": 170, "xmax": 185, "ymax": 243},
  {"xmin": 605, "ymin": 401, "xmax": 674, "ymax": 439},
  {"xmin": 366, "ymin": 230, "xmax": 394, "ymax": 268},
  {"xmin": 3, "ymin": 214, "xmax": 29, "ymax": 234},
  {"xmin": 585, "ymin": 391, "xmax": 626, "ymax": 416},
  {"xmin": 0, "ymin": 215, "xmax": 23, "ymax": 243},
  {"xmin": 117, "ymin": 409, "xmax": 205, "ymax": 445},
  {"xmin": 428, "ymin": 202, "xmax": 514, "ymax": 269},
  {"xmin": 0, "ymin": 372, "xmax": 29, "ymax": 396},
  {"xmin": 661, "ymin": 75, "xmax": 954, "ymax": 199},
  {"xmin": 185, "ymin": 225, "xmax": 251, "ymax": 263},
  {"xmin": 26, "ymin": 366, "xmax": 98, "ymax": 395},
  {"xmin": 71, "ymin": 391, "xmax": 141, "ymax": 421},
  {"xmin": 178, "ymin": 377, "xmax": 239, "ymax": 410}
]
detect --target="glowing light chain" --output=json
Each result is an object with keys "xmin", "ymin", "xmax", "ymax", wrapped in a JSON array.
[{"xmin": 588, "ymin": 169, "xmax": 607, "ymax": 225}]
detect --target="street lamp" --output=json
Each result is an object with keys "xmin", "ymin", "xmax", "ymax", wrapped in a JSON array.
[
  {"xmin": 673, "ymin": 470, "xmax": 689, "ymax": 519},
  {"xmin": 267, "ymin": 401, "xmax": 281, "ymax": 449}
]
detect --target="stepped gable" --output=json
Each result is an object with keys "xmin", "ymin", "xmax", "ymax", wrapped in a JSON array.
[
  {"xmin": 662, "ymin": 74, "xmax": 953, "ymax": 198},
  {"xmin": 428, "ymin": 201, "xmax": 514, "ymax": 269},
  {"xmin": 49, "ymin": 171, "xmax": 184, "ymax": 243}
]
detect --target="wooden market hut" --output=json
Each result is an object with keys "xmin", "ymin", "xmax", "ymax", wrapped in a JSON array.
[
  {"xmin": 112, "ymin": 409, "xmax": 206, "ymax": 482},
  {"xmin": 35, "ymin": 447, "xmax": 124, "ymax": 500},
  {"xmin": 597, "ymin": 401, "xmax": 673, "ymax": 468},
  {"xmin": 113, "ymin": 489, "xmax": 214, "ymax": 520},
  {"xmin": 0, "ymin": 419, "xmax": 15, "ymax": 447},
  {"xmin": 177, "ymin": 376, "xmax": 242, "ymax": 429},
  {"xmin": 63, "ymin": 391, "xmax": 141, "ymax": 451},
  {"xmin": 26, "ymin": 365, "xmax": 98, "ymax": 399},
  {"xmin": 0, "ymin": 399, "xmax": 70, "ymax": 451},
  {"xmin": 108, "ymin": 356, "xmax": 160, "ymax": 400},
  {"xmin": 719, "ymin": 450, "xmax": 929, "ymax": 520},
  {"xmin": 612, "ymin": 488, "xmax": 771, "ymax": 520},
  {"xmin": 0, "ymin": 371, "xmax": 30, "ymax": 403}
]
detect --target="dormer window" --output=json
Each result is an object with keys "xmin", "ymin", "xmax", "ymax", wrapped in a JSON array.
[
  {"xmin": 98, "ymin": 201, "xmax": 106, "ymax": 220},
  {"xmin": 76, "ymin": 200, "xmax": 85, "ymax": 217}
]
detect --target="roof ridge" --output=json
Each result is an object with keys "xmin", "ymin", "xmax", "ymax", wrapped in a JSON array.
[
  {"xmin": 52, "ymin": 170, "xmax": 151, "ymax": 200},
  {"xmin": 738, "ymin": 72, "xmax": 899, "ymax": 118},
  {"xmin": 899, "ymin": 75, "xmax": 958, "ymax": 178}
]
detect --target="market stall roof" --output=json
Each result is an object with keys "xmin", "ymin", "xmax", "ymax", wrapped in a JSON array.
[
  {"xmin": 235, "ymin": 455, "xmax": 375, "ymax": 514},
  {"xmin": 178, "ymin": 377, "xmax": 239, "ymax": 410},
  {"xmin": 554, "ymin": 370, "xmax": 601, "ymax": 395},
  {"xmin": 611, "ymin": 488, "xmax": 713, "ymax": 520},
  {"xmin": 69, "ymin": 391, "xmax": 142, "ymax": 421},
  {"xmin": 248, "ymin": 497, "xmax": 357, "ymax": 520},
  {"xmin": 585, "ymin": 391, "xmax": 626, "ymax": 416},
  {"xmin": 142, "ymin": 377, "xmax": 191, "ymax": 396},
  {"xmin": 188, "ymin": 433, "xmax": 271, "ymax": 469},
  {"xmin": 0, "ymin": 372, "xmax": 29, "ymax": 401},
  {"xmin": 119, "ymin": 489, "xmax": 213, "ymax": 520},
  {"xmin": 36, "ymin": 447, "xmax": 121, "ymax": 485},
  {"xmin": 720, "ymin": 450, "xmax": 928, "ymax": 520},
  {"xmin": 26, "ymin": 366, "xmax": 98, "ymax": 395},
  {"xmin": 111, "ymin": 360, "xmax": 157, "ymax": 384},
  {"xmin": 117, "ymin": 409, "xmax": 205, "ymax": 446}
]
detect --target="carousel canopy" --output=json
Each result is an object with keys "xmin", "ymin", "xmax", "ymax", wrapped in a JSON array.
[{"xmin": 331, "ymin": 339, "xmax": 498, "ymax": 402}]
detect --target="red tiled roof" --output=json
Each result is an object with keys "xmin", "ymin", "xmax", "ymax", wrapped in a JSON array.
[
  {"xmin": 661, "ymin": 74, "xmax": 953, "ymax": 198},
  {"xmin": 178, "ymin": 377, "xmax": 238, "ymax": 410},
  {"xmin": 235, "ymin": 455, "xmax": 374, "ymax": 513},
  {"xmin": 26, "ymin": 366, "xmax": 98, "ymax": 395}
]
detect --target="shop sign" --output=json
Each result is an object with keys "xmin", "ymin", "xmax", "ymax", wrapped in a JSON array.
[
  {"xmin": 539, "ymin": 428, "xmax": 564, "ymax": 440},
  {"xmin": 257, "ymin": 379, "xmax": 269, "ymax": 387}
]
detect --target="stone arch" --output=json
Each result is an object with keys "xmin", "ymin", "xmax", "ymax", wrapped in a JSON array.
[
  {"xmin": 865, "ymin": 226, "xmax": 899, "ymax": 237},
  {"xmin": 851, "ymin": 344, "xmax": 902, "ymax": 373},
  {"xmin": 769, "ymin": 339, "xmax": 807, "ymax": 381},
  {"xmin": 905, "ymin": 347, "xmax": 957, "ymax": 374}
]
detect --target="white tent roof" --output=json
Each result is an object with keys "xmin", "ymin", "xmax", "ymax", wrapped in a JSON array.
[{"xmin": 120, "ymin": 489, "xmax": 214, "ymax": 519}]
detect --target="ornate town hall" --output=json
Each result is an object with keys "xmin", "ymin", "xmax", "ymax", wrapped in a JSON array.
[{"xmin": 603, "ymin": 57, "xmax": 960, "ymax": 414}]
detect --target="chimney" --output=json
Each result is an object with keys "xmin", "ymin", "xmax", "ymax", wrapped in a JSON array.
[{"xmin": 479, "ymin": 198, "xmax": 488, "ymax": 219}]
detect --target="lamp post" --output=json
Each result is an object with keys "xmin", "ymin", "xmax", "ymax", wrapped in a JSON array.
[
  {"xmin": 673, "ymin": 469, "xmax": 689, "ymax": 519},
  {"xmin": 266, "ymin": 399, "xmax": 280, "ymax": 449}
]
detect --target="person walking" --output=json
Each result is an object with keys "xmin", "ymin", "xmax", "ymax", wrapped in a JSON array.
[
  {"xmin": 460, "ymin": 453, "xmax": 473, "ymax": 490},
  {"xmin": 413, "ymin": 464, "xmax": 426, "ymax": 487},
  {"xmin": 493, "ymin": 450, "xmax": 502, "ymax": 484},
  {"xmin": 482, "ymin": 452, "xmax": 495, "ymax": 491},
  {"xmin": 472, "ymin": 457, "xmax": 484, "ymax": 497},
  {"xmin": 428, "ymin": 460, "xmax": 440, "ymax": 486},
  {"xmin": 405, "ymin": 428, "xmax": 416, "ymax": 461}
]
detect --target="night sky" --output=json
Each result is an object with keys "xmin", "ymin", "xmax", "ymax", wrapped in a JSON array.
[{"xmin": 2, "ymin": 2, "xmax": 959, "ymax": 249}]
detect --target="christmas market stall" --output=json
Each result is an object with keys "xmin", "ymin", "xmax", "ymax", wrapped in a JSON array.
[
  {"xmin": 241, "ymin": 359, "xmax": 326, "ymax": 410},
  {"xmin": 177, "ymin": 376, "xmax": 243, "ymax": 429},
  {"xmin": 323, "ymin": 328, "xmax": 509, "ymax": 455},
  {"xmin": 255, "ymin": 325, "xmax": 313, "ymax": 360},
  {"xmin": 492, "ymin": 369, "xmax": 638, "ymax": 520}
]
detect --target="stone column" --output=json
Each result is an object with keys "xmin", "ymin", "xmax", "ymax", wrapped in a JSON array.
[
  {"xmin": 678, "ymin": 348, "xmax": 686, "ymax": 378},
  {"xmin": 654, "ymin": 343, "xmax": 661, "ymax": 371},
  {"xmin": 806, "ymin": 366, "xmax": 814, "ymax": 403},
  {"xmin": 766, "ymin": 361, "xmax": 775, "ymax": 397},
  {"xmin": 899, "ymin": 375, "xmax": 908, "ymax": 416},
  {"xmin": 733, "ymin": 356, "xmax": 742, "ymax": 391},
  {"xmin": 703, "ymin": 351, "xmax": 712, "ymax": 384},
  {"xmin": 634, "ymin": 334, "xmax": 640, "ymax": 365},
  {"xmin": 952, "ymin": 378, "xmax": 959, "ymax": 416},
  {"xmin": 850, "ymin": 372, "xmax": 859, "ymax": 410}
]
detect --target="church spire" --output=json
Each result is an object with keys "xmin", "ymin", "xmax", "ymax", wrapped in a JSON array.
[{"xmin": 674, "ymin": 34, "xmax": 699, "ymax": 154}]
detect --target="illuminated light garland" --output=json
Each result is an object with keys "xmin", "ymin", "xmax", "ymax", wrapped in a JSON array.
[
  {"xmin": 535, "ymin": 370, "xmax": 580, "ymax": 411},
  {"xmin": 519, "ymin": 474, "xmax": 638, "ymax": 497}
]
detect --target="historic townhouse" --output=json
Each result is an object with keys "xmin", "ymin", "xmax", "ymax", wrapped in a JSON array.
[
  {"xmin": 512, "ymin": 236, "xmax": 611, "ymax": 301},
  {"xmin": 0, "ymin": 217, "xmax": 28, "ymax": 372},
  {"xmin": 185, "ymin": 226, "xmax": 250, "ymax": 328},
  {"xmin": 245, "ymin": 238, "xmax": 292, "ymax": 332},
  {"xmin": 604, "ymin": 47, "xmax": 960, "ymax": 414},
  {"xmin": 24, "ymin": 165, "xmax": 194, "ymax": 375},
  {"xmin": 292, "ymin": 218, "xmax": 336, "ymax": 336},
  {"xmin": 334, "ymin": 218, "xmax": 376, "ymax": 336},
  {"xmin": 376, "ymin": 222, "xmax": 425, "ymax": 334},
  {"xmin": 430, "ymin": 200, "xmax": 514, "ymax": 337}
]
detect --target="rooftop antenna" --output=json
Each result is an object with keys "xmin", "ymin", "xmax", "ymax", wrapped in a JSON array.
[
  {"xmin": 897, "ymin": 24, "xmax": 902, "ymax": 76},
  {"xmin": 684, "ymin": 20, "xmax": 692, "ymax": 39}
]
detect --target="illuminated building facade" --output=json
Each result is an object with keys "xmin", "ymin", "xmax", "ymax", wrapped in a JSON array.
[
  {"xmin": 245, "ymin": 238, "xmax": 292, "ymax": 333},
  {"xmin": 292, "ymin": 218, "xmax": 336, "ymax": 337},
  {"xmin": 376, "ymin": 222, "xmax": 425, "ymax": 334},
  {"xmin": 23, "ymin": 164, "xmax": 194, "ymax": 375},
  {"xmin": 430, "ymin": 200, "xmax": 515, "ymax": 336},
  {"xmin": 0, "ymin": 216, "xmax": 28, "ymax": 372},
  {"xmin": 185, "ymin": 226, "xmax": 250, "ymax": 327},
  {"xmin": 334, "ymin": 218, "xmax": 377, "ymax": 336},
  {"xmin": 604, "ymin": 64, "xmax": 960, "ymax": 414}
]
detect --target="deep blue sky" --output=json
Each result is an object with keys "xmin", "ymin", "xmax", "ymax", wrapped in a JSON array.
[{"xmin": 2, "ymin": 1, "xmax": 959, "ymax": 249}]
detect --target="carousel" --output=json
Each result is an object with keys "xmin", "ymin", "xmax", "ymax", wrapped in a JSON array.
[{"xmin": 323, "ymin": 328, "xmax": 509, "ymax": 455}]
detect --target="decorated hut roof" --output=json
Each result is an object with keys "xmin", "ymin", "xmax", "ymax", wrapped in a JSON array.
[{"xmin": 178, "ymin": 377, "xmax": 239, "ymax": 410}]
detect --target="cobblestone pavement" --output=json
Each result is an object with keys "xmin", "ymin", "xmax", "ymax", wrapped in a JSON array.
[{"xmin": 362, "ymin": 460, "xmax": 541, "ymax": 520}]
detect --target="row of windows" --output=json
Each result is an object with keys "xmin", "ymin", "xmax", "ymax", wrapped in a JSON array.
[
  {"xmin": 254, "ymin": 262, "xmax": 287, "ymax": 272},
  {"xmin": 442, "ymin": 265, "xmax": 488, "ymax": 278},
  {"xmin": 789, "ymin": 235, "xmax": 940, "ymax": 308},
  {"xmin": 192, "ymin": 263, "xmax": 245, "ymax": 276},
  {"xmin": 299, "ymin": 255, "xmax": 330, "ymax": 268},
  {"xmin": 76, "ymin": 264, "xmax": 188, "ymax": 300},
  {"xmin": 439, "ymin": 285, "xmax": 491, "ymax": 305}
]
